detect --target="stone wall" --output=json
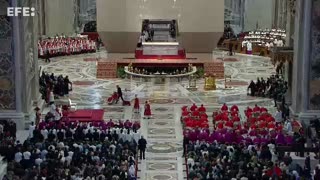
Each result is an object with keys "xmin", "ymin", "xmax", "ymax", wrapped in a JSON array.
[{"xmin": 243, "ymin": 0, "xmax": 273, "ymax": 31}]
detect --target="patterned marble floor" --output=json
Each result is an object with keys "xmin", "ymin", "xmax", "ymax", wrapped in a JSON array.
[{"xmin": 38, "ymin": 51, "xmax": 276, "ymax": 180}]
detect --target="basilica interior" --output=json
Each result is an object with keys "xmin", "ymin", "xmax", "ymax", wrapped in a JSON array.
[{"xmin": 0, "ymin": 0, "xmax": 320, "ymax": 180}]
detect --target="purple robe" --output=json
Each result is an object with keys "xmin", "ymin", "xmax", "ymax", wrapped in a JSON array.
[
  {"xmin": 124, "ymin": 121, "xmax": 132, "ymax": 128},
  {"xmin": 106, "ymin": 121, "xmax": 114, "ymax": 128},
  {"xmin": 189, "ymin": 131, "xmax": 197, "ymax": 142},
  {"xmin": 285, "ymin": 136, "xmax": 293, "ymax": 145},
  {"xmin": 276, "ymin": 133, "xmax": 286, "ymax": 145}
]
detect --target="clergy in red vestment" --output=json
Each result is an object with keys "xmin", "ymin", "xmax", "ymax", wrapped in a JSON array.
[
  {"xmin": 182, "ymin": 110, "xmax": 189, "ymax": 116},
  {"xmin": 144, "ymin": 101, "xmax": 152, "ymax": 119},
  {"xmin": 198, "ymin": 104, "xmax": 206, "ymax": 112},
  {"xmin": 214, "ymin": 113, "xmax": 222, "ymax": 122},
  {"xmin": 181, "ymin": 106, "xmax": 188, "ymax": 111},
  {"xmin": 216, "ymin": 122, "xmax": 224, "ymax": 129},
  {"xmin": 260, "ymin": 107, "xmax": 268, "ymax": 113},
  {"xmin": 225, "ymin": 120, "xmax": 233, "ymax": 128},
  {"xmin": 190, "ymin": 103, "xmax": 197, "ymax": 111},
  {"xmin": 230, "ymin": 104, "xmax": 239, "ymax": 112},
  {"xmin": 232, "ymin": 114, "xmax": 240, "ymax": 122},
  {"xmin": 221, "ymin": 103, "xmax": 228, "ymax": 111},
  {"xmin": 192, "ymin": 110, "xmax": 200, "ymax": 117},
  {"xmin": 253, "ymin": 104, "xmax": 261, "ymax": 112},
  {"xmin": 133, "ymin": 94, "xmax": 140, "ymax": 113},
  {"xmin": 221, "ymin": 113, "xmax": 229, "ymax": 121},
  {"xmin": 267, "ymin": 122, "xmax": 276, "ymax": 129},
  {"xmin": 231, "ymin": 111, "xmax": 238, "ymax": 117}
]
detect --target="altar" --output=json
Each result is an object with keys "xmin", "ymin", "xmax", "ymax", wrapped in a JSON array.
[
  {"xmin": 142, "ymin": 42, "xmax": 179, "ymax": 55},
  {"xmin": 135, "ymin": 42, "xmax": 186, "ymax": 59}
]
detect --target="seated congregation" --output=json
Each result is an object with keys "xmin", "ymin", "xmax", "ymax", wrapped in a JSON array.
[
  {"xmin": 0, "ymin": 118, "xmax": 141, "ymax": 180},
  {"xmin": 181, "ymin": 103, "xmax": 314, "ymax": 179}
]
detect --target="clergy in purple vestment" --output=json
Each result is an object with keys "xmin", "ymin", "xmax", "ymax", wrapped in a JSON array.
[
  {"xmin": 118, "ymin": 120, "xmax": 124, "ymax": 128},
  {"xmin": 189, "ymin": 130, "xmax": 197, "ymax": 142},
  {"xmin": 106, "ymin": 119, "xmax": 114, "ymax": 128},
  {"xmin": 276, "ymin": 132, "xmax": 286, "ymax": 145},
  {"xmin": 124, "ymin": 120, "xmax": 132, "ymax": 128}
]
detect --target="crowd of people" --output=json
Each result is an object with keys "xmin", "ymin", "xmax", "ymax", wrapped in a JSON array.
[
  {"xmin": 38, "ymin": 35, "xmax": 97, "ymax": 61},
  {"xmin": 180, "ymin": 103, "xmax": 317, "ymax": 179},
  {"xmin": 0, "ymin": 117, "xmax": 144, "ymax": 180},
  {"xmin": 39, "ymin": 72, "xmax": 72, "ymax": 104},
  {"xmin": 247, "ymin": 75, "xmax": 288, "ymax": 106}
]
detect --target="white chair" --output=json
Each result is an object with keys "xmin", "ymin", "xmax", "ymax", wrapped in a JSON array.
[{"xmin": 68, "ymin": 99, "xmax": 77, "ymax": 111}]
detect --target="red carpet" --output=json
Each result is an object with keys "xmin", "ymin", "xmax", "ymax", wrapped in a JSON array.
[{"xmin": 66, "ymin": 109, "xmax": 104, "ymax": 122}]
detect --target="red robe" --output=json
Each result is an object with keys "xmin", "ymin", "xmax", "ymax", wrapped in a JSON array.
[
  {"xmin": 198, "ymin": 106, "xmax": 206, "ymax": 112},
  {"xmin": 134, "ymin": 98, "xmax": 140, "ymax": 110},
  {"xmin": 182, "ymin": 110, "xmax": 189, "ymax": 116},
  {"xmin": 232, "ymin": 116, "xmax": 240, "ymax": 122},
  {"xmin": 144, "ymin": 103, "xmax": 151, "ymax": 116},
  {"xmin": 230, "ymin": 105, "xmax": 239, "ymax": 112},
  {"xmin": 253, "ymin": 106, "xmax": 261, "ymax": 112},
  {"xmin": 221, "ymin": 105, "xmax": 228, "ymax": 111},
  {"xmin": 225, "ymin": 121, "xmax": 233, "ymax": 128},
  {"xmin": 190, "ymin": 104, "xmax": 197, "ymax": 111},
  {"xmin": 260, "ymin": 107, "xmax": 268, "ymax": 113}
]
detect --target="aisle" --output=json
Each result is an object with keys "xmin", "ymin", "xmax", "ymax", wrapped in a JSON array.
[{"xmin": 137, "ymin": 106, "xmax": 185, "ymax": 180}]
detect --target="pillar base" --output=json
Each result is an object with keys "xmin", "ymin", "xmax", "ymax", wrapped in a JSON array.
[
  {"xmin": 289, "ymin": 106, "xmax": 320, "ymax": 127},
  {"xmin": 0, "ymin": 112, "xmax": 25, "ymax": 130}
]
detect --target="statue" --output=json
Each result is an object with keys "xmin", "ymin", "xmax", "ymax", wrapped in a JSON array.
[
  {"xmin": 128, "ymin": 62, "xmax": 133, "ymax": 72},
  {"xmin": 204, "ymin": 74, "xmax": 216, "ymax": 90},
  {"xmin": 188, "ymin": 64, "xmax": 192, "ymax": 72}
]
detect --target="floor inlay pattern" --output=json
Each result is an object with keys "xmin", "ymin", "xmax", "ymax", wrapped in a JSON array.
[{"xmin": 39, "ymin": 52, "xmax": 276, "ymax": 180}]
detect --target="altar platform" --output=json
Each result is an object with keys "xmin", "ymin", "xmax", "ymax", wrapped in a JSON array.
[{"xmin": 93, "ymin": 53, "xmax": 225, "ymax": 79}]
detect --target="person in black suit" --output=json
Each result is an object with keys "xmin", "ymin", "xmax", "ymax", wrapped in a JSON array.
[
  {"xmin": 182, "ymin": 135, "xmax": 189, "ymax": 157},
  {"xmin": 138, "ymin": 136, "xmax": 147, "ymax": 160},
  {"xmin": 45, "ymin": 49, "xmax": 51, "ymax": 63},
  {"xmin": 116, "ymin": 85, "xmax": 124, "ymax": 103}
]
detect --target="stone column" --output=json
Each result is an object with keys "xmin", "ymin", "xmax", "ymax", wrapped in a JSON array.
[
  {"xmin": 0, "ymin": 0, "xmax": 24, "ymax": 129},
  {"xmin": 291, "ymin": 0, "xmax": 305, "ymax": 114},
  {"xmin": 0, "ymin": 0, "xmax": 41, "ymax": 129},
  {"xmin": 273, "ymin": 0, "xmax": 279, "ymax": 27},
  {"xmin": 290, "ymin": 0, "xmax": 320, "ymax": 124}
]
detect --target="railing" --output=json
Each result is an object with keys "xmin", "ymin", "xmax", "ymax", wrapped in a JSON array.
[
  {"xmin": 135, "ymin": 148, "xmax": 139, "ymax": 178},
  {"xmin": 185, "ymin": 145, "xmax": 189, "ymax": 180},
  {"xmin": 124, "ymin": 66, "xmax": 197, "ymax": 78}
]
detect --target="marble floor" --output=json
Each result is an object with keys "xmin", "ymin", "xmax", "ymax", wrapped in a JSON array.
[{"xmin": 37, "ymin": 51, "xmax": 278, "ymax": 180}]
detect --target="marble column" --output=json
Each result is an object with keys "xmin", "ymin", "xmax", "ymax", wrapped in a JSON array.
[
  {"xmin": 291, "ymin": 0, "xmax": 320, "ymax": 124},
  {"xmin": 0, "ymin": 0, "xmax": 40, "ymax": 129},
  {"xmin": 273, "ymin": 0, "xmax": 279, "ymax": 27},
  {"xmin": 285, "ymin": 0, "xmax": 295, "ymax": 46}
]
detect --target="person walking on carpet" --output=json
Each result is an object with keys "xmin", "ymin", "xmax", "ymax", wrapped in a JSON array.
[
  {"xmin": 116, "ymin": 85, "xmax": 124, "ymax": 104},
  {"xmin": 144, "ymin": 101, "xmax": 152, "ymax": 119}
]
